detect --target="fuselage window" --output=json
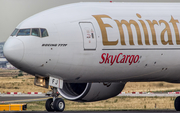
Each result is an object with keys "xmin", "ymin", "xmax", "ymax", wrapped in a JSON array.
[
  {"xmin": 31, "ymin": 28, "xmax": 40, "ymax": 37},
  {"xmin": 41, "ymin": 28, "xmax": 49, "ymax": 37},
  {"xmin": 11, "ymin": 29, "xmax": 19, "ymax": 36},
  {"xmin": 17, "ymin": 29, "xmax": 30, "ymax": 36}
]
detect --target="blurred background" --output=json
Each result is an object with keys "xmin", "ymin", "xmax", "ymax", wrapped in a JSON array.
[{"xmin": 1, "ymin": 0, "xmax": 180, "ymax": 42}]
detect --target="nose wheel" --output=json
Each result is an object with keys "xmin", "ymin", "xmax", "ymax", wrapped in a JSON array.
[
  {"xmin": 45, "ymin": 98, "xmax": 54, "ymax": 111},
  {"xmin": 45, "ymin": 87, "xmax": 65, "ymax": 112},
  {"xmin": 46, "ymin": 98, "xmax": 65, "ymax": 112},
  {"xmin": 54, "ymin": 98, "xmax": 65, "ymax": 112}
]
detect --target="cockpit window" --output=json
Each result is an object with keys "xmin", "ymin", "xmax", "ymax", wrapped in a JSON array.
[
  {"xmin": 11, "ymin": 29, "xmax": 19, "ymax": 36},
  {"xmin": 31, "ymin": 28, "xmax": 40, "ymax": 37},
  {"xmin": 41, "ymin": 28, "xmax": 48, "ymax": 37},
  {"xmin": 12, "ymin": 28, "xmax": 48, "ymax": 38},
  {"xmin": 17, "ymin": 29, "xmax": 30, "ymax": 36}
]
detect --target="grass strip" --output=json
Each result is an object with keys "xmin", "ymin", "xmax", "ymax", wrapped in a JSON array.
[{"xmin": 25, "ymin": 96, "xmax": 175, "ymax": 111}]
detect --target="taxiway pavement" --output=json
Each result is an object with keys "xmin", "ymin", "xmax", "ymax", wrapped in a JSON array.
[
  {"xmin": 118, "ymin": 93, "xmax": 180, "ymax": 97},
  {"xmin": 0, "ymin": 95, "xmax": 48, "ymax": 103},
  {"xmin": 0, "ymin": 110, "xmax": 178, "ymax": 113}
]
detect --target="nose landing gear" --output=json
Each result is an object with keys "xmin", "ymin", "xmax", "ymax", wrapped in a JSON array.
[{"xmin": 45, "ymin": 87, "xmax": 65, "ymax": 112}]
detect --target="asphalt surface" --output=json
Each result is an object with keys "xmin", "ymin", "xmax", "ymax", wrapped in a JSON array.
[
  {"xmin": 0, "ymin": 95, "xmax": 48, "ymax": 103},
  {"xmin": 118, "ymin": 93, "xmax": 180, "ymax": 97},
  {"xmin": 0, "ymin": 110, "xmax": 178, "ymax": 113}
]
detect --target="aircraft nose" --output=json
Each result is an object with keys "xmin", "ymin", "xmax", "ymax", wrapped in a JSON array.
[{"xmin": 3, "ymin": 38, "xmax": 24, "ymax": 63}]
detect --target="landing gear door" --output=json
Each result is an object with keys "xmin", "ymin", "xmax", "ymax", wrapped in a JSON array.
[{"xmin": 79, "ymin": 22, "xmax": 97, "ymax": 50}]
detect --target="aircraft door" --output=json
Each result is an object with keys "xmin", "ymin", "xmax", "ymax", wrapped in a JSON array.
[{"xmin": 79, "ymin": 22, "xmax": 97, "ymax": 50}]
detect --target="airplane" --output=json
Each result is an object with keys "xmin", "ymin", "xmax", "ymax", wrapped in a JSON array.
[{"xmin": 3, "ymin": 2, "xmax": 180, "ymax": 112}]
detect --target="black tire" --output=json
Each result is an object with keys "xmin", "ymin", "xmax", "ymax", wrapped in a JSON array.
[
  {"xmin": 45, "ymin": 98, "xmax": 54, "ymax": 111},
  {"xmin": 53, "ymin": 98, "xmax": 65, "ymax": 112},
  {"xmin": 175, "ymin": 96, "xmax": 180, "ymax": 111}
]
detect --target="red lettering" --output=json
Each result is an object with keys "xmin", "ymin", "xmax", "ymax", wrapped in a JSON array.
[
  {"xmin": 125, "ymin": 55, "xmax": 130, "ymax": 63},
  {"xmin": 120, "ymin": 55, "xmax": 126, "ymax": 63},
  {"xmin": 109, "ymin": 55, "xmax": 113, "ymax": 65},
  {"xmin": 116, "ymin": 53, "xmax": 122, "ymax": 63},
  {"xmin": 110, "ymin": 55, "xmax": 117, "ymax": 66},
  {"xmin": 134, "ymin": 55, "xmax": 139, "ymax": 63},
  {"xmin": 99, "ymin": 53, "xmax": 140, "ymax": 65},
  {"xmin": 99, "ymin": 53, "xmax": 106, "ymax": 64},
  {"xmin": 129, "ymin": 55, "xmax": 135, "ymax": 65},
  {"xmin": 105, "ymin": 53, "xmax": 110, "ymax": 63}
]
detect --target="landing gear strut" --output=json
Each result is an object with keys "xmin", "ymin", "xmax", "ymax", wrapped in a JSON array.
[{"xmin": 45, "ymin": 87, "xmax": 65, "ymax": 112}]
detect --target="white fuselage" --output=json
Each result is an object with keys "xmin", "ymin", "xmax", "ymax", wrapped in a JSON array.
[{"xmin": 3, "ymin": 2, "xmax": 180, "ymax": 83}]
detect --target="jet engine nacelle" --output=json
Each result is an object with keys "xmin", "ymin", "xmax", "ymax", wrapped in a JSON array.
[{"xmin": 58, "ymin": 82, "xmax": 125, "ymax": 102}]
